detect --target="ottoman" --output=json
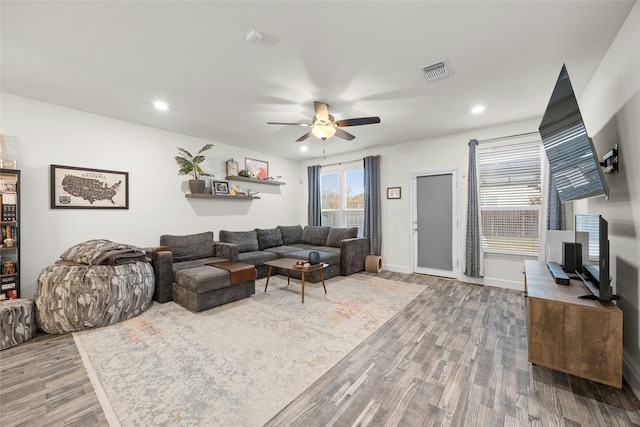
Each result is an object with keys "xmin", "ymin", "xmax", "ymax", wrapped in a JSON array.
[
  {"xmin": 1, "ymin": 299, "xmax": 36, "ymax": 351},
  {"xmin": 174, "ymin": 264, "xmax": 256, "ymax": 312}
]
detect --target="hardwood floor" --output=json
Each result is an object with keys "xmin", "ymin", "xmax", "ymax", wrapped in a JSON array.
[
  {"xmin": 1, "ymin": 272, "xmax": 639, "ymax": 426},
  {"xmin": 0, "ymin": 332, "xmax": 107, "ymax": 426}
]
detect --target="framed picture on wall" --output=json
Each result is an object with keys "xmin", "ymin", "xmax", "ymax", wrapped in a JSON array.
[
  {"xmin": 50, "ymin": 164, "xmax": 129, "ymax": 209},
  {"xmin": 387, "ymin": 187, "xmax": 401, "ymax": 199}
]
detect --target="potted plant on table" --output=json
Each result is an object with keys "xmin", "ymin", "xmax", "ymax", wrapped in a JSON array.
[{"xmin": 175, "ymin": 143, "xmax": 214, "ymax": 194}]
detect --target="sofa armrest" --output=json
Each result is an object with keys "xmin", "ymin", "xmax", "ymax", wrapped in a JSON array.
[
  {"xmin": 340, "ymin": 237, "xmax": 370, "ymax": 276},
  {"xmin": 146, "ymin": 247, "xmax": 175, "ymax": 303},
  {"xmin": 215, "ymin": 241, "xmax": 239, "ymax": 261}
]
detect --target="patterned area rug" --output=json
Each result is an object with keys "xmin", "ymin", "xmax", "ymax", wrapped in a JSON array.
[{"xmin": 73, "ymin": 274, "xmax": 425, "ymax": 427}]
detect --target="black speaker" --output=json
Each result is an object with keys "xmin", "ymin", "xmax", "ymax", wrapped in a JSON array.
[{"xmin": 562, "ymin": 242, "xmax": 582, "ymax": 273}]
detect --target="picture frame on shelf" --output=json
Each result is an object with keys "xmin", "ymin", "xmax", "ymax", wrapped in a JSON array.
[
  {"xmin": 50, "ymin": 164, "xmax": 129, "ymax": 209},
  {"xmin": 387, "ymin": 187, "xmax": 401, "ymax": 199},
  {"xmin": 213, "ymin": 180, "xmax": 230, "ymax": 195},
  {"xmin": 245, "ymin": 158, "xmax": 269, "ymax": 179}
]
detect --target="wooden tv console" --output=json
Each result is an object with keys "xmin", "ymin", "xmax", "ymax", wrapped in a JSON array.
[{"xmin": 524, "ymin": 260, "xmax": 622, "ymax": 388}]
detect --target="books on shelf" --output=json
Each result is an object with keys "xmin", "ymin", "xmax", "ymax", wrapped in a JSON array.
[{"xmin": 0, "ymin": 180, "xmax": 17, "ymax": 222}]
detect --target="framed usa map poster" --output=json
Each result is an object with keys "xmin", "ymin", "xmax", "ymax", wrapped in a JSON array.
[{"xmin": 50, "ymin": 164, "xmax": 129, "ymax": 209}]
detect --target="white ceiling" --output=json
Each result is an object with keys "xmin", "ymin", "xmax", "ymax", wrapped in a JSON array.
[{"xmin": 1, "ymin": 1, "xmax": 636, "ymax": 160}]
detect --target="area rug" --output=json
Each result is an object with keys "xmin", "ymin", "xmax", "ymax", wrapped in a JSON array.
[{"xmin": 73, "ymin": 273, "xmax": 425, "ymax": 427}]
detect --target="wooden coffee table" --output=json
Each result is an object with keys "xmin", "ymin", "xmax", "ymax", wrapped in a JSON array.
[{"xmin": 263, "ymin": 258, "xmax": 327, "ymax": 303}]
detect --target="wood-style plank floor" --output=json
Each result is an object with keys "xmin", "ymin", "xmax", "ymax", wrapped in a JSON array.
[{"xmin": 1, "ymin": 272, "xmax": 639, "ymax": 426}]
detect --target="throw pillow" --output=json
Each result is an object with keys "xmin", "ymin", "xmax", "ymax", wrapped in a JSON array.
[
  {"xmin": 160, "ymin": 231, "xmax": 216, "ymax": 262},
  {"xmin": 277, "ymin": 225, "xmax": 303, "ymax": 245},
  {"xmin": 256, "ymin": 228, "xmax": 284, "ymax": 250},
  {"xmin": 301, "ymin": 226, "xmax": 331, "ymax": 246},
  {"xmin": 325, "ymin": 227, "xmax": 358, "ymax": 248},
  {"xmin": 219, "ymin": 230, "xmax": 259, "ymax": 253}
]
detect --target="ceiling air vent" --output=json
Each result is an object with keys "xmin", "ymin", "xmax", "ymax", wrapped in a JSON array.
[{"xmin": 421, "ymin": 60, "xmax": 450, "ymax": 82}]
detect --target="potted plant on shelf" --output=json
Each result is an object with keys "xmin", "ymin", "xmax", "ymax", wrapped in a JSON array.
[{"xmin": 175, "ymin": 143, "xmax": 214, "ymax": 194}]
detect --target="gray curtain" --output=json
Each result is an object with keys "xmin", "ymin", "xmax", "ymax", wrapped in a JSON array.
[
  {"xmin": 465, "ymin": 139, "xmax": 483, "ymax": 278},
  {"xmin": 307, "ymin": 165, "xmax": 321, "ymax": 226},
  {"xmin": 364, "ymin": 155, "xmax": 381, "ymax": 256},
  {"xmin": 547, "ymin": 175, "xmax": 566, "ymax": 230}
]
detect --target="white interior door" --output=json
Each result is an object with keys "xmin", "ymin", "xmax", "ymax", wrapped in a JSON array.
[{"xmin": 412, "ymin": 171, "xmax": 458, "ymax": 278}]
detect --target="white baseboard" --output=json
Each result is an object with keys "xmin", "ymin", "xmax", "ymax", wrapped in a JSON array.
[
  {"xmin": 482, "ymin": 278, "xmax": 525, "ymax": 292},
  {"xmin": 623, "ymin": 352, "xmax": 640, "ymax": 399},
  {"xmin": 382, "ymin": 264, "xmax": 412, "ymax": 274}
]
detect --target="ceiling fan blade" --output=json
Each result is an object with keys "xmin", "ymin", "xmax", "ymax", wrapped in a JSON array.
[
  {"xmin": 295, "ymin": 131, "xmax": 313, "ymax": 142},
  {"xmin": 314, "ymin": 101, "xmax": 330, "ymax": 122},
  {"xmin": 335, "ymin": 128, "xmax": 356, "ymax": 141},
  {"xmin": 335, "ymin": 117, "xmax": 381, "ymax": 127},
  {"xmin": 267, "ymin": 122, "xmax": 311, "ymax": 126}
]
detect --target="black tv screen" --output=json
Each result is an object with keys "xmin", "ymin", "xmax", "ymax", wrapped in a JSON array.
[
  {"xmin": 575, "ymin": 214, "xmax": 614, "ymax": 301},
  {"xmin": 539, "ymin": 64, "xmax": 607, "ymax": 203}
]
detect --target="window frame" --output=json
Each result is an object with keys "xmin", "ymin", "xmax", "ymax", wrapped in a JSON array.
[
  {"xmin": 320, "ymin": 161, "xmax": 364, "ymax": 236},
  {"xmin": 477, "ymin": 139, "xmax": 546, "ymax": 257}
]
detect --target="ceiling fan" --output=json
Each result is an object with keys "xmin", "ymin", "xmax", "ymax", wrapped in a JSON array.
[{"xmin": 267, "ymin": 101, "xmax": 381, "ymax": 142}]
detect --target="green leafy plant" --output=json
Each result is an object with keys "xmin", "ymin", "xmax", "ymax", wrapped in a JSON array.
[{"xmin": 175, "ymin": 143, "xmax": 214, "ymax": 180}]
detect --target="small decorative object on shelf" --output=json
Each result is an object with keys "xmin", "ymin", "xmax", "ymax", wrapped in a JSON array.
[{"xmin": 226, "ymin": 159, "xmax": 238, "ymax": 177}]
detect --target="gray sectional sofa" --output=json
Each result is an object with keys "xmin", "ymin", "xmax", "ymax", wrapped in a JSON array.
[{"xmin": 147, "ymin": 225, "xmax": 369, "ymax": 303}]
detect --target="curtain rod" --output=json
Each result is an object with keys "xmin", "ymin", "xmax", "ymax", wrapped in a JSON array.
[
  {"xmin": 318, "ymin": 158, "xmax": 363, "ymax": 168},
  {"xmin": 476, "ymin": 131, "xmax": 540, "ymax": 143}
]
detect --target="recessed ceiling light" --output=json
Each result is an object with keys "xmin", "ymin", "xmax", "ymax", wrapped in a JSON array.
[
  {"xmin": 300, "ymin": 145, "xmax": 308, "ymax": 152},
  {"xmin": 471, "ymin": 105, "xmax": 485, "ymax": 114},
  {"xmin": 153, "ymin": 100, "xmax": 169, "ymax": 111}
]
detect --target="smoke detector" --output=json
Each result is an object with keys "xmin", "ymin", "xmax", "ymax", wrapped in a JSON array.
[
  {"xmin": 421, "ymin": 60, "xmax": 451, "ymax": 82},
  {"xmin": 246, "ymin": 29, "xmax": 263, "ymax": 44}
]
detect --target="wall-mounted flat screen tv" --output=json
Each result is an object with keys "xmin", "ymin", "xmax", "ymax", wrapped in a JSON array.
[{"xmin": 538, "ymin": 64, "xmax": 607, "ymax": 203}]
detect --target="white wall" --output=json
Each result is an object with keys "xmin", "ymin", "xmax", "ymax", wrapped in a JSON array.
[
  {"xmin": 300, "ymin": 117, "xmax": 543, "ymax": 291},
  {"xmin": 0, "ymin": 94, "xmax": 304, "ymax": 299},
  {"xmin": 576, "ymin": 1, "xmax": 640, "ymax": 398}
]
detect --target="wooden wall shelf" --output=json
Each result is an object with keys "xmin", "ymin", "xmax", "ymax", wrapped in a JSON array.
[
  {"xmin": 185, "ymin": 194, "xmax": 259, "ymax": 200},
  {"xmin": 225, "ymin": 176, "xmax": 285, "ymax": 186}
]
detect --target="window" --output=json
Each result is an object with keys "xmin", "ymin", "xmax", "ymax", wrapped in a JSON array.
[
  {"xmin": 320, "ymin": 162, "xmax": 364, "ymax": 236},
  {"xmin": 478, "ymin": 141, "xmax": 543, "ymax": 254},
  {"xmin": 575, "ymin": 214, "xmax": 599, "ymax": 262}
]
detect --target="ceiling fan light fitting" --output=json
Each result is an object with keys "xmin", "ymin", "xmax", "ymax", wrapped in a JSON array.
[{"xmin": 312, "ymin": 125, "xmax": 336, "ymax": 140}]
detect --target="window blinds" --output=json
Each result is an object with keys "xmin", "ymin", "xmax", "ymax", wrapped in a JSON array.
[{"xmin": 478, "ymin": 141, "xmax": 543, "ymax": 254}]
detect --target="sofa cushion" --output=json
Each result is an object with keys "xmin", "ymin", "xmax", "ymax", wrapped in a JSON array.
[
  {"xmin": 256, "ymin": 228, "xmax": 283, "ymax": 250},
  {"xmin": 325, "ymin": 227, "xmax": 358, "ymax": 248},
  {"xmin": 237, "ymin": 250, "xmax": 278, "ymax": 265},
  {"xmin": 277, "ymin": 225, "xmax": 303, "ymax": 245},
  {"xmin": 263, "ymin": 245, "xmax": 301, "ymax": 257},
  {"xmin": 219, "ymin": 230, "xmax": 259, "ymax": 253},
  {"xmin": 160, "ymin": 232, "xmax": 216, "ymax": 262},
  {"xmin": 301, "ymin": 226, "xmax": 331, "ymax": 246}
]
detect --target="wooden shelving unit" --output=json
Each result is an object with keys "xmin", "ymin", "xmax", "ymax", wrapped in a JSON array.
[
  {"xmin": 0, "ymin": 168, "xmax": 20, "ymax": 301},
  {"xmin": 185, "ymin": 193, "xmax": 260, "ymax": 200},
  {"xmin": 225, "ymin": 176, "xmax": 286, "ymax": 186}
]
